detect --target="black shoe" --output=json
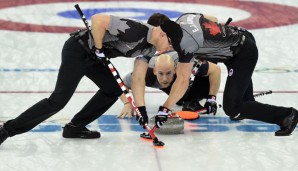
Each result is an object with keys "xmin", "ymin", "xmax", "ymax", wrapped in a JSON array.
[
  {"xmin": 275, "ymin": 108, "xmax": 298, "ymax": 136},
  {"xmin": 230, "ymin": 116, "xmax": 244, "ymax": 121},
  {"xmin": 62, "ymin": 123, "xmax": 101, "ymax": 139},
  {"xmin": 0, "ymin": 125, "xmax": 9, "ymax": 145},
  {"xmin": 182, "ymin": 98, "xmax": 204, "ymax": 112}
]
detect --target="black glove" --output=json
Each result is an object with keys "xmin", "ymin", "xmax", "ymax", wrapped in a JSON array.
[
  {"xmin": 136, "ymin": 106, "xmax": 148, "ymax": 129},
  {"xmin": 155, "ymin": 106, "xmax": 170, "ymax": 128},
  {"xmin": 204, "ymin": 95, "xmax": 217, "ymax": 115}
]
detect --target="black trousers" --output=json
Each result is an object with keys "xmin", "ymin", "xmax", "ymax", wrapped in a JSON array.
[
  {"xmin": 223, "ymin": 31, "xmax": 291, "ymax": 125},
  {"xmin": 184, "ymin": 76, "xmax": 210, "ymax": 101},
  {"xmin": 4, "ymin": 36, "xmax": 122, "ymax": 136}
]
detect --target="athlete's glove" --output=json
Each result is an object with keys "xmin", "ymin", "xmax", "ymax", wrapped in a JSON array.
[
  {"xmin": 136, "ymin": 106, "xmax": 148, "ymax": 129},
  {"xmin": 204, "ymin": 95, "xmax": 217, "ymax": 115},
  {"xmin": 155, "ymin": 106, "xmax": 170, "ymax": 128},
  {"xmin": 90, "ymin": 47, "xmax": 107, "ymax": 64}
]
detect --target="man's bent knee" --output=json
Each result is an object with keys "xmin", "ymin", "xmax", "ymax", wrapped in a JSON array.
[{"xmin": 223, "ymin": 104, "xmax": 240, "ymax": 117}]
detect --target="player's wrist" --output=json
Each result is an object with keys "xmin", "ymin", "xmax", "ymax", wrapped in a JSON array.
[
  {"xmin": 94, "ymin": 48, "xmax": 105, "ymax": 58},
  {"xmin": 207, "ymin": 95, "xmax": 216, "ymax": 102}
]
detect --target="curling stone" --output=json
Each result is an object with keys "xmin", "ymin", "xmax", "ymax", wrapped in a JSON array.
[{"xmin": 149, "ymin": 113, "xmax": 184, "ymax": 134}]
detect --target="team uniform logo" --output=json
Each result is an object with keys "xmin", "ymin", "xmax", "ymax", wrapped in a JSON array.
[
  {"xmin": 202, "ymin": 21, "xmax": 221, "ymax": 36},
  {"xmin": 228, "ymin": 68, "xmax": 234, "ymax": 76}
]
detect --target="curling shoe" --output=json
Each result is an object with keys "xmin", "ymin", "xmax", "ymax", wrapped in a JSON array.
[
  {"xmin": 275, "ymin": 108, "xmax": 298, "ymax": 136},
  {"xmin": 62, "ymin": 123, "xmax": 101, "ymax": 139},
  {"xmin": 0, "ymin": 125, "xmax": 9, "ymax": 145},
  {"xmin": 230, "ymin": 116, "xmax": 244, "ymax": 121}
]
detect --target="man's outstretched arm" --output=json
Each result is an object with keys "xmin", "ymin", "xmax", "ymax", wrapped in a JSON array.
[{"xmin": 162, "ymin": 62, "xmax": 193, "ymax": 109}]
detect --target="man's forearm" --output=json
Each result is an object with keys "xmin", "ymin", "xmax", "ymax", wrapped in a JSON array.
[
  {"xmin": 119, "ymin": 90, "xmax": 130, "ymax": 104},
  {"xmin": 163, "ymin": 79, "xmax": 189, "ymax": 109},
  {"xmin": 131, "ymin": 78, "xmax": 146, "ymax": 106},
  {"xmin": 131, "ymin": 59, "xmax": 148, "ymax": 107},
  {"xmin": 208, "ymin": 62, "xmax": 221, "ymax": 96}
]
